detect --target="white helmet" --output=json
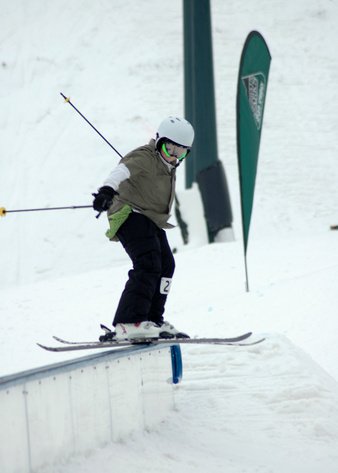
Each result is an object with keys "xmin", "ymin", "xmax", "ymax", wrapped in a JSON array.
[{"xmin": 156, "ymin": 116, "xmax": 195, "ymax": 149}]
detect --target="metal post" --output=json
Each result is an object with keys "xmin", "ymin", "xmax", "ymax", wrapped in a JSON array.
[{"xmin": 183, "ymin": 0, "xmax": 233, "ymax": 241}]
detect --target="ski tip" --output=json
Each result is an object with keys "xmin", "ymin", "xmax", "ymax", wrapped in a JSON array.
[
  {"xmin": 238, "ymin": 337, "xmax": 266, "ymax": 346},
  {"xmin": 37, "ymin": 342, "xmax": 48, "ymax": 350},
  {"xmin": 52, "ymin": 336, "xmax": 66, "ymax": 343},
  {"xmin": 37, "ymin": 342, "xmax": 58, "ymax": 352}
]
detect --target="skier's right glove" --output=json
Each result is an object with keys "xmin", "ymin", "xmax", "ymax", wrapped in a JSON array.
[{"xmin": 92, "ymin": 186, "xmax": 117, "ymax": 212}]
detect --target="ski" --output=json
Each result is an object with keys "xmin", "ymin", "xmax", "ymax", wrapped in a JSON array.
[
  {"xmin": 52, "ymin": 336, "xmax": 86, "ymax": 345},
  {"xmin": 37, "ymin": 333, "xmax": 265, "ymax": 353},
  {"xmin": 52, "ymin": 331, "xmax": 252, "ymax": 346}
]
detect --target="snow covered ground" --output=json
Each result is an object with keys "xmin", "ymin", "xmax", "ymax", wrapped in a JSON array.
[{"xmin": 1, "ymin": 0, "xmax": 338, "ymax": 471}]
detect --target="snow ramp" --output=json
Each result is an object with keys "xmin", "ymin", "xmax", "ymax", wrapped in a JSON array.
[
  {"xmin": 169, "ymin": 334, "xmax": 338, "ymax": 473},
  {"xmin": 0, "ymin": 343, "xmax": 182, "ymax": 473}
]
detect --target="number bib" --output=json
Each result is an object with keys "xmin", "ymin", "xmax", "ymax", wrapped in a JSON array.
[{"xmin": 160, "ymin": 277, "xmax": 172, "ymax": 295}]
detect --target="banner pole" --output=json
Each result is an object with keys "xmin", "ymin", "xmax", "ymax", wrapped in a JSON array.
[{"xmin": 244, "ymin": 253, "xmax": 249, "ymax": 292}]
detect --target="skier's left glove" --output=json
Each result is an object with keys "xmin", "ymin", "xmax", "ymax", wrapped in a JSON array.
[{"xmin": 92, "ymin": 186, "xmax": 118, "ymax": 212}]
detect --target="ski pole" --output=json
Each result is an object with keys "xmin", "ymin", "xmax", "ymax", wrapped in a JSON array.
[
  {"xmin": 0, "ymin": 205, "xmax": 102, "ymax": 219},
  {"xmin": 60, "ymin": 93, "xmax": 123, "ymax": 159}
]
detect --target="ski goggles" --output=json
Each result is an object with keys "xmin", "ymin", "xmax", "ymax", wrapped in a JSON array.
[{"xmin": 162, "ymin": 141, "xmax": 191, "ymax": 161}]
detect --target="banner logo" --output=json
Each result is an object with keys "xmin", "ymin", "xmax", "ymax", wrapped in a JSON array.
[{"xmin": 242, "ymin": 72, "xmax": 266, "ymax": 130}]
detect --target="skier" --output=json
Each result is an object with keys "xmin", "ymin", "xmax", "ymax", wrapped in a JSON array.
[{"xmin": 93, "ymin": 116, "xmax": 194, "ymax": 341}]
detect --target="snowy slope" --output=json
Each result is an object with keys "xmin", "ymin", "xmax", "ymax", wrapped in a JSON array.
[
  {"xmin": 1, "ymin": 0, "xmax": 338, "ymax": 472},
  {"xmin": 1, "ymin": 0, "xmax": 337, "ymax": 287}
]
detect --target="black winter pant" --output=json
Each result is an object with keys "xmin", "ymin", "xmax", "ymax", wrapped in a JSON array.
[{"xmin": 113, "ymin": 212, "xmax": 175, "ymax": 326}]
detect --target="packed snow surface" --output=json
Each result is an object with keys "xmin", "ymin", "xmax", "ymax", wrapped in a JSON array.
[{"xmin": 1, "ymin": 0, "xmax": 338, "ymax": 471}]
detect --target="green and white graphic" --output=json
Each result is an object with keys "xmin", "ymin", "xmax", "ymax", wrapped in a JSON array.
[{"xmin": 241, "ymin": 72, "xmax": 267, "ymax": 130}]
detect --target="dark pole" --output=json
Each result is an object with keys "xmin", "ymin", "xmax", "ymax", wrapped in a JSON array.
[
  {"xmin": 60, "ymin": 93, "xmax": 123, "ymax": 159},
  {"xmin": 1, "ymin": 205, "xmax": 91, "ymax": 216},
  {"xmin": 183, "ymin": 0, "xmax": 195, "ymax": 189},
  {"xmin": 183, "ymin": 0, "xmax": 218, "ymax": 177},
  {"xmin": 183, "ymin": 0, "xmax": 233, "ymax": 241}
]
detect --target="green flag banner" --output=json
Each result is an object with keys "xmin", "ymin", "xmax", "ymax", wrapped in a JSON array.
[{"xmin": 236, "ymin": 31, "xmax": 271, "ymax": 290}]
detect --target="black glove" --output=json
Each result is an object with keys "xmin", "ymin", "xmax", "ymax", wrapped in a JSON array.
[{"xmin": 92, "ymin": 186, "xmax": 117, "ymax": 212}]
